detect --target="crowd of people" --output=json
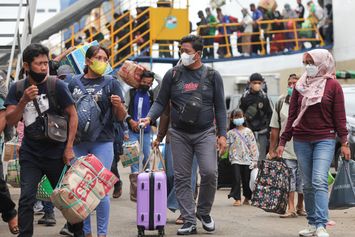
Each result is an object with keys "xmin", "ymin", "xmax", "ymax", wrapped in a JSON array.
[
  {"xmin": 196, "ymin": 0, "xmax": 333, "ymax": 58},
  {"xmin": 0, "ymin": 31, "xmax": 351, "ymax": 237}
]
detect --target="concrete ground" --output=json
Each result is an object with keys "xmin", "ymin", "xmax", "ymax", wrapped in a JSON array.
[{"xmin": 1, "ymin": 164, "xmax": 355, "ymax": 237}]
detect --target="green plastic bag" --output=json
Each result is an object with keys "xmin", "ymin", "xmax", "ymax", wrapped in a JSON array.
[
  {"xmin": 220, "ymin": 150, "xmax": 229, "ymax": 160},
  {"xmin": 36, "ymin": 175, "xmax": 54, "ymax": 201},
  {"xmin": 328, "ymin": 171, "xmax": 335, "ymax": 186}
]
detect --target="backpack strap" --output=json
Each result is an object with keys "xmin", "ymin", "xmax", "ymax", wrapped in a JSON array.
[
  {"xmin": 275, "ymin": 96, "xmax": 285, "ymax": 129},
  {"xmin": 46, "ymin": 76, "xmax": 60, "ymax": 112},
  {"xmin": 172, "ymin": 65, "xmax": 183, "ymax": 84},
  {"xmin": 15, "ymin": 79, "xmax": 27, "ymax": 100}
]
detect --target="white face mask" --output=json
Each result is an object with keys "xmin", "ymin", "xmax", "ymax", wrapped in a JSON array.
[
  {"xmin": 305, "ymin": 64, "xmax": 318, "ymax": 77},
  {"xmin": 181, "ymin": 52, "xmax": 196, "ymax": 66}
]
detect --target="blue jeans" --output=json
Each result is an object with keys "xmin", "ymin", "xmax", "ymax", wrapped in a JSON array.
[
  {"xmin": 74, "ymin": 141, "xmax": 114, "ymax": 236},
  {"xmin": 293, "ymin": 139, "xmax": 336, "ymax": 228},
  {"xmin": 165, "ymin": 143, "xmax": 198, "ymax": 212},
  {"xmin": 129, "ymin": 130, "xmax": 151, "ymax": 173}
]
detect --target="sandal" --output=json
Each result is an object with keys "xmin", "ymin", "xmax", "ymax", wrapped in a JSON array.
[
  {"xmin": 8, "ymin": 215, "xmax": 19, "ymax": 235},
  {"xmin": 233, "ymin": 200, "xmax": 242, "ymax": 206},
  {"xmin": 296, "ymin": 209, "xmax": 307, "ymax": 217},
  {"xmin": 280, "ymin": 211, "xmax": 297, "ymax": 218},
  {"xmin": 175, "ymin": 215, "xmax": 184, "ymax": 225}
]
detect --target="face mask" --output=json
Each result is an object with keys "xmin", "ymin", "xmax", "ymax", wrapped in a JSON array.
[
  {"xmin": 89, "ymin": 59, "xmax": 107, "ymax": 76},
  {"xmin": 251, "ymin": 83, "xmax": 262, "ymax": 92},
  {"xmin": 139, "ymin": 85, "xmax": 150, "ymax": 91},
  {"xmin": 233, "ymin": 118, "xmax": 245, "ymax": 126},
  {"xmin": 305, "ymin": 64, "xmax": 318, "ymax": 77},
  {"xmin": 181, "ymin": 52, "xmax": 196, "ymax": 66},
  {"xmin": 29, "ymin": 69, "xmax": 47, "ymax": 83},
  {"xmin": 287, "ymin": 87, "xmax": 293, "ymax": 96}
]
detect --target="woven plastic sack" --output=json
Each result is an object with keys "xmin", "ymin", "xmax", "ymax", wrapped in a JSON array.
[
  {"xmin": 36, "ymin": 175, "xmax": 54, "ymax": 201},
  {"xmin": 120, "ymin": 141, "xmax": 140, "ymax": 168},
  {"xmin": 51, "ymin": 155, "xmax": 118, "ymax": 224},
  {"xmin": 117, "ymin": 61, "xmax": 146, "ymax": 88}
]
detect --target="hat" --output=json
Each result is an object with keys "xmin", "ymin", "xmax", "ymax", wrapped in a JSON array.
[
  {"xmin": 57, "ymin": 65, "xmax": 74, "ymax": 77},
  {"xmin": 249, "ymin": 73, "xmax": 264, "ymax": 82}
]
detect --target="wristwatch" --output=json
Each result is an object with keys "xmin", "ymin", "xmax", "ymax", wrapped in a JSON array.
[{"xmin": 342, "ymin": 142, "xmax": 349, "ymax": 147}]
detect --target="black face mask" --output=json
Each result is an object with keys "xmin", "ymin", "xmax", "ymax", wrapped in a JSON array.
[
  {"xmin": 29, "ymin": 69, "xmax": 47, "ymax": 83},
  {"xmin": 139, "ymin": 85, "xmax": 150, "ymax": 91}
]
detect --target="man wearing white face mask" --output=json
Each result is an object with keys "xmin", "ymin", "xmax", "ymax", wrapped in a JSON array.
[
  {"xmin": 239, "ymin": 73, "xmax": 273, "ymax": 162},
  {"xmin": 140, "ymin": 35, "xmax": 227, "ymax": 235}
]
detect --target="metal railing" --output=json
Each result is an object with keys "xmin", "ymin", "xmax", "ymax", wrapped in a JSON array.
[{"xmin": 196, "ymin": 18, "xmax": 325, "ymax": 57}]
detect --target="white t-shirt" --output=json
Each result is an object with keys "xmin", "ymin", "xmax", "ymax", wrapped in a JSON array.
[{"xmin": 269, "ymin": 97, "xmax": 297, "ymax": 160}]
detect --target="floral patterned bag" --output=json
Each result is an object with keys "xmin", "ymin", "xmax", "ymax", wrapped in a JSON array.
[{"xmin": 251, "ymin": 159, "xmax": 291, "ymax": 214}]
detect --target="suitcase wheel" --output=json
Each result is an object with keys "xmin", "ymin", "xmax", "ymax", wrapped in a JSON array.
[
  {"xmin": 158, "ymin": 227, "xmax": 165, "ymax": 237},
  {"xmin": 137, "ymin": 226, "xmax": 145, "ymax": 237}
]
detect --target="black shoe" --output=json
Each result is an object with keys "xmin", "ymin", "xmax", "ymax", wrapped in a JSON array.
[
  {"xmin": 38, "ymin": 213, "xmax": 56, "ymax": 226},
  {"xmin": 177, "ymin": 222, "xmax": 197, "ymax": 235},
  {"xmin": 196, "ymin": 213, "xmax": 215, "ymax": 232},
  {"xmin": 59, "ymin": 223, "xmax": 74, "ymax": 236}
]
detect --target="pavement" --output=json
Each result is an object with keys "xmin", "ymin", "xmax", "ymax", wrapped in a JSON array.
[{"xmin": 1, "ymin": 164, "xmax": 355, "ymax": 237}]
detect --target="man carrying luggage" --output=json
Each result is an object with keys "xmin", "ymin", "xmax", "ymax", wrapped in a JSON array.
[
  {"xmin": 141, "ymin": 35, "xmax": 227, "ymax": 235},
  {"xmin": 4, "ymin": 43, "xmax": 83, "ymax": 237}
]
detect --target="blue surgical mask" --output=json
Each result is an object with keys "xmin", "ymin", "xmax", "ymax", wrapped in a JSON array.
[
  {"xmin": 287, "ymin": 87, "xmax": 293, "ymax": 96},
  {"xmin": 233, "ymin": 118, "xmax": 245, "ymax": 126}
]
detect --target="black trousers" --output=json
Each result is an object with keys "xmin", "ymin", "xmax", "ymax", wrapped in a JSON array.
[
  {"xmin": 0, "ymin": 173, "xmax": 17, "ymax": 222},
  {"xmin": 228, "ymin": 164, "xmax": 252, "ymax": 200},
  {"xmin": 18, "ymin": 150, "xmax": 83, "ymax": 237}
]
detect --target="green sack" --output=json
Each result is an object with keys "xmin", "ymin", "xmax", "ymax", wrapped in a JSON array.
[
  {"xmin": 328, "ymin": 171, "xmax": 335, "ymax": 186},
  {"xmin": 36, "ymin": 175, "xmax": 54, "ymax": 201}
]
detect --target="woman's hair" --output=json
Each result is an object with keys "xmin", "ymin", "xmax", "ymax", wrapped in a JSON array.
[{"xmin": 83, "ymin": 45, "xmax": 110, "ymax": 74}]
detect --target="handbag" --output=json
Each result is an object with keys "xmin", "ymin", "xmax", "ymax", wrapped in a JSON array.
[
  {"xmin": 32, "ymin": 99, "xmax": 68, "ymax": 143},
  {"xmin": 120, "ymin": 141, "xmax": 140, "ymax": 168}
]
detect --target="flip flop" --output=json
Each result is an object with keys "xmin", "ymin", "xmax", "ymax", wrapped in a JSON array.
[
  {"xmin": 280, "ymin": 211, "xmax": 297, "ymax": 218},
  {"xmin": 175, "ymin": 215, "xmax": 184, "ymax": 225},
  {"xmin": 8, "ymin": 216, "xmax": 19, "ymax": 235},
  {"xmin": 297, "ymin": 209, "xmax": 307, "ymax": 217}
]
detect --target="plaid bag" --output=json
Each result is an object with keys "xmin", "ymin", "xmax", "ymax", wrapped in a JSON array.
[
  {"xmin": 120, "ymin": 141, "xmax": 140, "ymax": 168},
  {"xmin": 6, "ymin": 159, "xmax": 20, "ymax": 188},
  {"xmin": 251, "ymin": 159, "xmax": 290, "ymax": 214},
  {"xmin": 36, "ymin": 175, "xmax": 54, "ymax": 201}
]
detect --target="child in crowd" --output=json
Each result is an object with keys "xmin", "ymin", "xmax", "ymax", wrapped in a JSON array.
[{"xmin": 227, "ymin": 109, "xmax": 259, "ymax": 206}]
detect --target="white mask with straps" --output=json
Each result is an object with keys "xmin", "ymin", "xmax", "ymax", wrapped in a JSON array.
[{"xmin": 181, "ymin": 52, "xmax": 196, "ymax": 66}]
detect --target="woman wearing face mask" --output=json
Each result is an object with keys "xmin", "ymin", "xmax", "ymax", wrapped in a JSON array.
[
  {"xmin": 227, "ymin": 109, "xmax": 259, "ymax": 206},
  {"xmin": 278, "ymin": 49, "xmax": 350, "ymax": 237},
  {"xmin": 68, "ymin": 45, "xmax": 126, "ymax": 237}
]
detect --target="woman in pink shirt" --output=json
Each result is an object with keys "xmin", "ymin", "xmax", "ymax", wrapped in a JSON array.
[{"xmin": 278, "ymin": 49, "xmax": 350, "ymax": 237}]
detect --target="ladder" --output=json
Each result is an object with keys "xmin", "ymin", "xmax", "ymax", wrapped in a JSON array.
[{"xmin": 0, "ymin": 0, "xmax": 37, "ymax": 85}]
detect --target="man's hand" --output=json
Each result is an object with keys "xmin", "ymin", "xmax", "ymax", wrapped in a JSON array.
[
  {"xmin": 217, "ymin": 136, "xmax": 227, "ymax": 156},
  {"xmin": 276, "ymin": 146, "xmax": 284, "ymax": 158},
  {"xmin": 341, "ymin": 145, "xmax": 351, "ymax": 161},
  {"xmin": 139, "ymin": 117, "xmax": 151, "ymax": 129},
  {"xmin": 22, "ymin": 85, "xmax": 38, "ymax": 103},
  {"xmin": 63, "ymin": 147, "xmax": 75, "ymax": 165},
  {"xmin": 111, "ymin": 95, "xmax": 122, "ymax": 108},
  {"xmin": 152, "ymin": 139, "xmax": 160, "ymax": 149},
  {"xmin": 129, "ymin": 119, "xmax": 139, "ymax": 132},
  {"xmin": 123, "ymin": 134, "xmax": 129, "ymax": 141},
  {"xmin": 268, "ymin": 149, "xmax": 278, "ymax": 159}
]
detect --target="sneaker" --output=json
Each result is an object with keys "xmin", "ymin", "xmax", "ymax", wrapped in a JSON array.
[
  {"xmin": 177, "ymin": 222, "xmax": 197, "ymax": 235},
  {"xmin": 59, "ymin": 223, "xmax": 74, "ymax": 236},
  {"xmin": 33, "ymin": 201, "xmax": 44, "ymax": 215},
  {"xmin": 316, "ymin": 227, "xmax": 329, "ymax": 237},
  {"xmin": 196, "ymin": 213, "xmax": 215, "ymax": 232},
  {"xmin": 299, "ymin": 224, "xmax": 317, "ymax": 236},
  {"xmin": 38, "ymin": 213, "xmax": 56, "ymax": 226}
]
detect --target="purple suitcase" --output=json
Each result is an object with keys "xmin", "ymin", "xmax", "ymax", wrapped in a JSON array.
[{"xmin": 137, "ymin": 171, "xmax": 167, "ymax": 236}]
